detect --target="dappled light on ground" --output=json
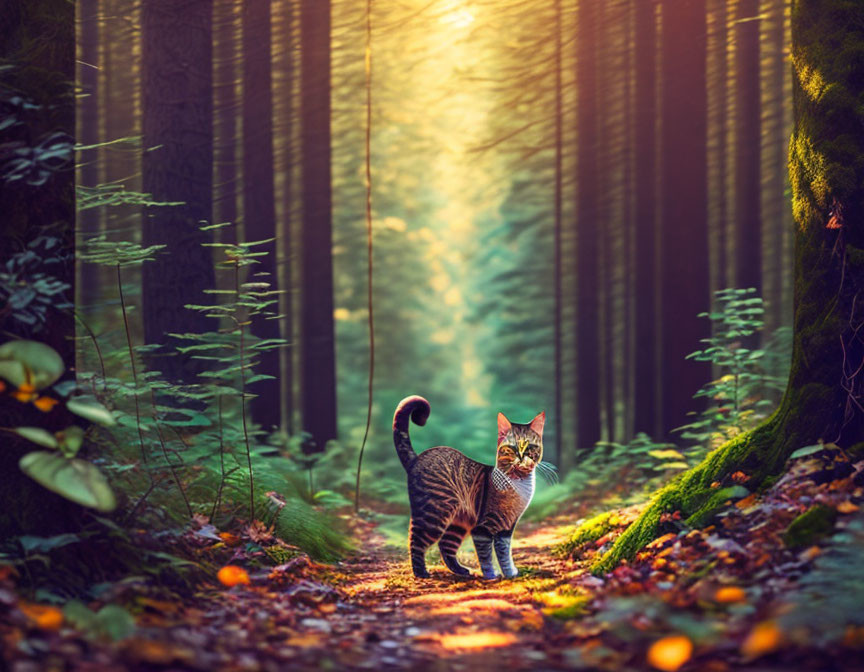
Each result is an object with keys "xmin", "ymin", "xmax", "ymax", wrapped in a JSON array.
[
  {"xmin": 438, "ymin": 632, "xmax": 518, "ymax": 650},
  {"xmin": 4, "ymin": 446, "xmax": 864, "ymax": 670}
]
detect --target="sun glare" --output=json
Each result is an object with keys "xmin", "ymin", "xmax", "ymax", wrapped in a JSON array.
[{"xmin": 440, "ymin": 5, "xmax": 475, "ymax": 30}]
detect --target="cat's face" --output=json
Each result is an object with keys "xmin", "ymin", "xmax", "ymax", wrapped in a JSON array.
[{"xmin": 496, "ymin": 411, "xmax": 544, "ymax": 476}]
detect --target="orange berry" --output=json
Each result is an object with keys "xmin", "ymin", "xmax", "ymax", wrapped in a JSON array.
[
  {"xmin": 217, "ymin": 565, "xmax": 250, "ymax": 587},
  {"xmin": 647, "ymin": 635, "xmax": 693, "ymax": 672}
]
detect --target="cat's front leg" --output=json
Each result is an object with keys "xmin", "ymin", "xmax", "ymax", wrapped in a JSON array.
[
  {"xmin": 471, "ymin": 528, "xmax": 500, "ymax": 580},
  {"xmin": 493, "ymin": 530, "xmax": 518, "ymax": 578}
]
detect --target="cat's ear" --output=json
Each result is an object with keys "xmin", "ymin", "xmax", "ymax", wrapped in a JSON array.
[
  {"xmin": 497, "ymin": 412, "xmax": 512, "ymax": 443},
  {"xmin": 529, "ymin": 411, "xmax": 546, "ymax": 435}
]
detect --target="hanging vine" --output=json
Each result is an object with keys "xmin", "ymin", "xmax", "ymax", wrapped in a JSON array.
[{"xmin": 355, "ymin": 0, "xmax": 374, "ymax": 512}]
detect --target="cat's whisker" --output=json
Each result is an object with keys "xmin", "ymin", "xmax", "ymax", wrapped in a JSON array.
[{"xmin": 537, "ymin": 460, "xmax": 559, "ymax": 485}]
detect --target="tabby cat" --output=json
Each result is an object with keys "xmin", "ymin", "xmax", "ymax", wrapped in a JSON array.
[{"xmin": 393, "ymin": 395, "xmax": 548, "ymax": 579}]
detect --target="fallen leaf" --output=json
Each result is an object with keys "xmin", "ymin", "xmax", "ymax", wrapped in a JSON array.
[
  {"xmin": 18, "ymin": 601, "xmax": 64, "ymax": 630},
  {"xmin": 714, "ymin": 586, "xmax": 746, "ymax": 604},
  {"xmin": 741, "ymin": 620, "xmax": 782, "ymax": 659},
  {"xmin": 647, "ymin": 635, "xmax": 693, "ymax": 672},
  {"xmin": 837, "ymin": 500, "xmax": 859, "ymax": 514},
  {"xmin": 735, "ymin": 494, "xmax": 758, "ymax": 509},
  {"xmin": 286, "ymin": 632, "xmax": 325, "ymax": 648},
  {"xmin": 218, "ymin": 532, "xmax": 242, "ymax": 547},
  {"xmin": 217, "ymin": 565, "xmax": 250, "ymax": 587}
]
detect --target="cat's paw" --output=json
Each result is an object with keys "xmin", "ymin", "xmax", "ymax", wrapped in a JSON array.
[
  {"xmin": 412, "ymin": 569, "xmax": 431, "ymax": 579},
  {"xmin": 481, "ymin": 571, "xmax": 502, "ymax": 581},
  {"xmin": 501, "ymin": 567, "xmax": 519, "ymax": 579}
]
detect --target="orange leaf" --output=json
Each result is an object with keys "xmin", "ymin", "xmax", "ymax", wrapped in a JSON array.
[
  {"xmin": 18, "ymin": 602, "xmax": 64, "ymax": 630},
  {"xmin": 12, "ymin": 384, "xmax": 37, "ymax": 403},
  {"xmin": 647, "ymin": 635, "xmax": 693, "ymax": 672},
  {"xmin": 218, "ymin": 532, "xmax": 241, "ymax": 547},
  {"xmin": 837, "ymin": 501, "xmax": 859, "ymax": 514},
  {"xmin": 33, "ymin": 396, "xmax": 59, "ymax": 413},
  {"xmin": 217, "ymin": 565, "xmax": 250, "ymax": 587},
  {"xmin": 730, "ymin": 471, "xmax": 749, "ymax": 484},
  {"xmin": 714, "ymin": 586, "xmax": 746, "ymax": 604},
  {"xmin": 735, "ymin": 494, "xmax": 758, "ymax": 509},
  {"xmin": 286, "ymin": 632, "xmax": 325, "ymax": 648},
  {"xmin": 741, "ymin": 620, "xmax": 782, "ymax": 659},
  {"xmin": 646, "ymin": 533, "xmax": 677, "ymax": 550}
]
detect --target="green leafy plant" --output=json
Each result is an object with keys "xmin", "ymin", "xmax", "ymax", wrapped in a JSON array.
[
  {"xmin": 0, "ymin": 236, "xmax": 70, "ymax": 330},
  {"xmin": 676, "ymin": 288, "xmax": 789, "ymax": 458},
  {"xmin": 0, "ymin": 339, "xmax": 117, "ymax": 512}
]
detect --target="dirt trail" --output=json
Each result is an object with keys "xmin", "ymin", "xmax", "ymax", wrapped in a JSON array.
[
  {"xmin": 4, "ymin": 521, "xmax": 592, "ymax": 671},
  {"xmin": 304, "ymin": 521, "xmax": 581, "ymax": 670}
]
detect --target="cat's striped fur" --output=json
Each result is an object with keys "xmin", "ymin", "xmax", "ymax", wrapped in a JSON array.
[{"xmin": 393, "ymin": 395, "xmax": 544, "ymax": 579}]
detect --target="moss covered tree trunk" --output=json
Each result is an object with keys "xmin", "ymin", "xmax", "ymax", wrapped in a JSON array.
[{"xmin": 593, "ymin": 0, "xmax": 864, "ymax": 574}]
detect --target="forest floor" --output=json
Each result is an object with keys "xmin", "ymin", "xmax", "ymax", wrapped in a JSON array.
[{"xmin": 4, "ymin": 447, "xmax": 864, "ymax": 671}]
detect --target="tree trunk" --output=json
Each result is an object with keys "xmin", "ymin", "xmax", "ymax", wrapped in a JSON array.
[
  {"xmin": 242, "ymin": 0, "xmax": 281, "ymax": 432},
  {"xmin": 76, "ymin": 0, "xmax": 101, "ymax": 311},
  {"xmin": 574, "ymin": 0, "xmax": 600, "ymax": 461},
  {"xmin": 214, "ymin": 0, "xmax": 239, "ymax": 246},
  {"xmin": 658, "ymin": 0, "xmax": 710, "ymax": 437},
  {"xmin": 141, "ymin": 0, "xmax": 216, "ymax": 383},
  {"xmin": 632, "ymin": 0, "xmax": 659, "ymax": 438},
  {"xmin": 734, "ymin": 0, "xmax": 762, "ymax": 293},
  {"xmin": 299, "ymin": 0, "xmax": 337, "ymax": 449},
  {"xmin": 592, "ymin": 0, "xmax": 864, "ymax": 573},
  {"xmin": 273, "ymin": 0, "xmax": 296, "ymax": 435}
]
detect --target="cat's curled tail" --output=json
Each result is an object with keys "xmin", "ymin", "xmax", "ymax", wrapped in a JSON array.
[{"xmin": 393, "ymin": 395, "xmax": 431, "ymax": 470}]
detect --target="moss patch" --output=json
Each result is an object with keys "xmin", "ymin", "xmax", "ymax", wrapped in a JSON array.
[
  {"xmin": 554, "ymin": 510, "xmax": 625, "ymax": 557},
  {"xmin": 783, "ymin": 504, "xmax": 838, "ymax": 549},
  {"xmin": 535, "ymin": 587, "xmax": 591, "ymax": 620}
]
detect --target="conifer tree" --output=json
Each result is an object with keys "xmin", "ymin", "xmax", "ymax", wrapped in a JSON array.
[{"xmin": 140, "ymin": 0, "xmax": 216, "ymax": 384}]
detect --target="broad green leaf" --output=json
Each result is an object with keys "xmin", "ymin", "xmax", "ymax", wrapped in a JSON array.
[
  {"xmin": 648, "ymin": 449, "xmax": 687, "ymax": 461},
  {"xmin": 96, "ymin": 605, "xmax": 136, "ymax": 641},
  {"xmin": 0, "ymin": 340, "xmax": 65, "ymax": 389},
  {"xmin": 13, "ymin": 427, "xmax": 59, "ymax": 449},
  {"xmin": 790, "ymin": 443, "xmax": 828, "ymax": 460},
  {"xmin": 655, "ymin": 461, "xmax": 690, "ymax": 470},
  {"xmin": 67, "ymin": 396, "xmax": 116, "ymax": 426},
  {"xmin": 19, "ymin": 533, "xmax": 82, "ymax": 553},
  {"xmin": 63, "ymin": 601, "xmax": 99, "ymax": 630},
  {"xmin": 19, "ymin": 451, "xmax": 117, "ymax": 512},
  {"xmin": 57, "ymin": 425, "xmax": 85, "ymax": 458}
]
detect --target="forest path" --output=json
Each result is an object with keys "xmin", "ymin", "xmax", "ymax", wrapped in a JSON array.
[{"xmin": 303, "ymin": 519, "xmax": 586, "ymax": 670}]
